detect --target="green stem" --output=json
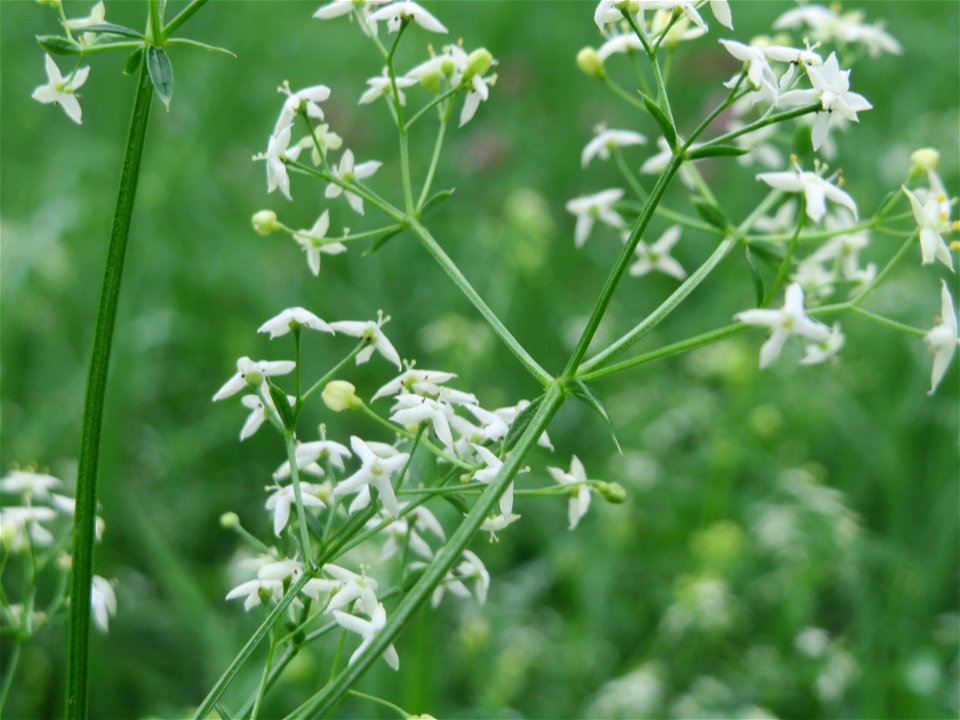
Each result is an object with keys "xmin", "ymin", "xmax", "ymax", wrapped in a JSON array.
[
  {"xmin": 285, "ymin": 161, "xmax": 405, "ymax": 222},
  {"xmin": 601, "ymin": 75, "xmax": 646, "ymax": 111},
  {"xmin": 348, "ymin": 689, "xmax": 408, "ymax": 718},
  {"xmin": 850, "ymin": 231, "xmax": 917, "ymax": 308},
  {"xmin": 161, "ymin": 0, "xmax": 208, "ymax": 40},
  {"xmin": 283, "ymin": 432, "xmax": 313, "ymax": 566},
  {"xmin": 358, "ymin": 403, "xmax": 473, "ymax": 470},
  {"xmin": 416, "ymin": 105, "xmax": 452, "ymax": 210},
  {"xmin": 301, "ymin": 342, "xmax": 366, "ymax": 401},
  {"xmin": 698, "ymin": 103, "xmax": 822, "ymax": 149},
  {"xmin": 564, "ymin": 153, "xmax": 684, "ymax": 376},
  {"xmin": 762, "ymin": 197, "xmax": 806, "ymax": 307},
  {"xmin": 0, "ymin": 640, "xmax": 21, "ymax": 712},
  {"xmin": 407, "ymin": 219, "xmax": 552, "ymax": 386},
  {"xmin": 288, "ymin": 384, "xmax": 566, "ymax": 718},
  {"xmin": 406, "ymin": 87, "xmax": 459, "ymax": 131},
  {"xmin": 849, "ymin": 306, "xmax": 926, "ymax": 337},
  {"xmin": 250, "ymin": 622, "xmax": 280, "ymax": 720},
  {"xmin": 614, "ymin": 148, "xmax": 647, "ymax": 200},
  {"xmin": 148, "ymin": 0, "xmax": 162, "ymax": 43},
  {"xmin": 66, "ymin": 60, "xmax": 153, "ymax": 720}
]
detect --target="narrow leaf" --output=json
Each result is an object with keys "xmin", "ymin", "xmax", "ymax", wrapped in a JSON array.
[
  {"xmin": 691, "ymin": 197, "xmax": 729, "ymax": 230},
  {"xmin": 744, "ymin": 246, "xmax": 765, "ymax": 306},
  {"xmin": 78, "ymin": 22, "xmax": 146, "ymax": 39},
  {"xmin": 268, "ymin": 384, "xmax": 295, "ymax": 430},
  {"xmin": 569, "ymin": 380, "xmax": 622, "ymax": 454},
  {"xmin": 421, "ymin": 188, "xmax": 455, "ymax": 214},
  {"xmin": 687, "ymin": 144, "xmax": 750, "ymax": 160},
  {"xmin": 146, "ymin": 46, "xmax": 174, "ymax": 110},
  {"xmin": 362, "ymin": 226, "xmax": 405, "ymax": 257},
  {"xmin": 123, "ymin": 47, "xmax": 144, "ymax": 76},
  {"xmin": 640, "ymin": 92, "xmax": 677, "ymax": 149},
  {"xmin": 167, "ymin": 37, "xmax": 237, "ymax": 57},
  {"xmin": 504, "ymin": 395, "xmax": 544, "ymax": 452},
  {"xmin": 37, "ymin": 35, "xmax": 82, "ymax": 55},
  {"xmin": 441, "ymin": 494, "xmax": 470, "ymax": 515}
]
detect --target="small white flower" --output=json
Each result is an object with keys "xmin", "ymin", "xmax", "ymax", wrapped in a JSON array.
[
  {"xmin": 334, "ymin": 437, "xmax": 409, "ymax": 515},
  {"xmin": 378, "ymin": 504, "xmax": 445, "ymax": 560},
  {"xmin": 638, "ymin": 0, "xmax": 732, "ymax": 31},
  {"xmin": 459, "ymin": 71, "xmax": 494, "ymax": 127},
  {"xmin": 628, "ymin": 225, "xmax": 686, "ymax": 280},
  {"xmin": 212, "ymin": 357, "xmax": 296, "ymax": 402},
  {"xmin": 32, "ymin": 54, "xmax": 90, "ymax": 124},
  {"xmin": 480, "ymin": 512, "xmax": 521, "ymax": 540},
  {"xmin": 359, "ymin": 69, "xmax": 417, "ymax": 106},
  {"xmin": 314, "ymin": 0, "xmax": 389, "ymax": 34},
  {"xmin": 256, "ymin": 125, "xmax": 302, "ymax": 201},
  {"xmin": 734, "ymin": 282, "xmax": 831, "ymax": 368},
  {"xmin": 456, "ymin": 549, "xmax": 490, "ymax": 604},
  {"xmin": 547, "ymin": 455, "xmax": 592, "ymax": 530},
  {"xmin": 594, "ymin": 0, "xmax": 625, "ymax": 30},
  {"xmin": 566, "ymin": 188, "xmax": 626, "ymax": 248},
  {"xmin": 0, "ymin": 469, "xmax": 61, "ymax": 500},
  {"xmin": 390, "ymin": 394, "xmax": 456, "ymax": 448},
  {"xmin": 471, "ymin": 445, "xmax": 514, "ymax": 515},
  {"xmin": 91, "ymin": 575, "xmax": 117, "ymax": 633},
  {"xmin": 329, "ymin": 315, "xmax": 402, "ymax": 369},
  {"xmin": 372, "ymin": 368, "xmax": 458, "ymax": 401},
  {"xmin": 291, "ymin": 211, "xmax": 348, "ymax": 276},
  {"xmin": 596, "ymin": 31, "xmax": 644, "ymax": 62},
  {"xmin": 0, "ymin": 506, "xmax": 57, "ymax": 551},
  {"xmin": 65, "ymin": 1, "xmax": 106, "ymax": 29},
  {"xmin": 756, "ymin": 164, "xmax": 857, "ymax": 223},
  {"xmin": 258, "ymin": 307, "xmax": 334, "ymax": 338},
  {"xmin": 774, "ymin": 5, "xmax": 901, "ymax": 57},
  {"xmin": 333, "ymin": 603, "xmax": 400, "ymax": 670},
  {"xmin": 463, "ymin": 404, "xmax": 509, "ymax": 442},
  {"xmin": 368, "ymin": 1, "xmax": 447, "ymax": 34},
  {"xmin": 275, "ymin": 84, "xmax": 332, "ymax": 136},
  {"xmin": 925, "ymin": 280, "xmax": 959, "ymax": 394},
  {"xmin": 494, "ymin": 400, "xmax": 554, "ymax": 450},
  {"xmin": 719, "ymin": 40, "xmax": 778, "ymax": 105},
  {"xmin": 902, "ymin": 185, "xmax": 955, "ymax": 271},
  {"xmin": 582, "ymin": 127, "xmax": 647, "ymax": 168},
  {"xmin": 325, "ymin": 149, "xmax": 382, "ymax": 215},
  {"xmin": 265, "ymin": 482, "xmax": 328, "ymax": 537},
  {"xmin": 239, "ymin": 394, "xmax": 271, "ymax": 441},
  {"xmin": 274, "ymin": 439, "xmax": 352, "ymax": 478},
  {"xmin": 321, "ymin": 563, "xmax": 381, "ymax": 614},
  {"xmin": 800, "ymin": 323, "xmax": 845, "ymax": 365},
  {"xmin": 225, "ymin": 578, "xmax": 283, "ymax": 611}
]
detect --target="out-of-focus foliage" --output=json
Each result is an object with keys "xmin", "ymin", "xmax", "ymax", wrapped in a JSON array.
[{"xmin": 1, "ymin": 1, "xmax": 957, "ymax": 718}]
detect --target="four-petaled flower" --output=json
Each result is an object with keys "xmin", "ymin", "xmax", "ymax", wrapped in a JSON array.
[
  {"xmin": 330, "ymin": 315, "xmax": 402, "ymax": 369},
  {"xmin": 565, "ymin": 188, "xmax": 626, "ymax": 247},
  {"xmin": 213, "ymin": 357, "xmax": 296, "ymax": 402},
  {"xmin": 32, "ymin": 54, "xmax": 90, "ymax": 125},
  {"xmin": 292, "ymin": 211, "xmax": 348, "ymax": 275},
  {"xmin": 91, "ymin": 576, "xmax": 117, "ymax": 633},
  {"xmin": 334, "ymin": 436, "xmax": 409, "ymax": 515},
  {"xmin": 325, "ymin": 149, "xmax": 382, "ymax": 215},
  {"xmin": 581, "ymin": 127, "xmax": 647, "ymax": 168},
  {"xmin": 756, "ymin": 164, "xmax": 857, "ymax": 223},
  {"xmin": 265, "ymin": 481, "xmax": 328, "ymax": 536},
  {"xmin": 902, "ymin": 185, "xmax": 955, "ymax": 271},
  {"xmin": 628, "ymin": 225, "xmax": 687, "ymax": 280},
  {"xmin": 547, "ymin": 455, "xmax": 592, "ymax": 530},
  {"xmin": 368, "ymin": 1, "xmax": 447, "ymax": 34},
  {"xmin": 734, "ymin": 282, "xmax": 832, "ymax": 368},
  {"xmin": 258, "ymin": 306, "xmax": 334, "ymax": 338},
  {"xmin": 925, "ymin": 280, "xmax": 959, "ymax": 394},
  {"xmin": 333, "ymin": 603, "xmax": 400, "ymax": 670}
]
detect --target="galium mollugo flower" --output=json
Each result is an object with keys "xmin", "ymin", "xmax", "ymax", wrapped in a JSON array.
[
  {"xmin": 265, "ymin": 482, "xmax": 328, "ymax": 537},
  {"xmin": 325, "ymin": 149, "xmax": 382, "ymax": 215},
  {"xmin": 596, "ymin": 31, "xmax": 644, "ymax": 62},
  {"xmin": 547, "ymin": 455, "xmax": 592, "ymax": 530},
  {"xmin": 333, "ymin": 603, "xmax": 400, "ymax": 670},
  {"xmin": 359, "ymin": 69, "xmax": 417, "ymax": 106},
  {"xmin": 902, "ymin": 185, "xmax": 955, "ymax": 271},
  {"xmin": 0, "ymin": 469, "xmax": 62, "ymax": 500},
  {"xmin": 925, "ymin": 280, "xmax": 959, "ymax": 395},
  {"xmin": 256, "ymin": 124, "xmax": 302, "ymax": 201},
  {"xmin": 258, "ymin": 306, "xmax": 334, "ymax": 338},
  {"xmin": 368, "ymin": 1, "xmax": 447, "ymax": 34},
  {"xmin": 372, "ymin": 367, "xmax": 457, "ymax": 401},
  {"xmin": 212, "ymin": 357, "xmax": 296, "ymax": 402},
  {"xmin": 774, "ymin": 4, "xmax": 902, "ymax": 57},
  {"xmin": 91, "ymin": 575, "xmax": 117, "ymax": 633},
  {"xmin": 390, "ymin": 394, "xmax": 457, "ymax": 448},
  {"xmin": 734, "ymin": 282, "xmax": 832, "ymax": 368},
  {"xmin": 565, "ymin": 188, "xmax": 626, "ymax": 248},
  {"xmin": 329, "ymin": 314, "xmax": 402, "ymax": 369},
  {"xmin": 377, "ymin": 503, "xmax": 446, "ymax": 560},
  {"xmin": 334, "ymin": 436, "xmax": 409, "ymax": 515},
  {"xmin": 274, "ymin": 438, "xmax": 352, "ymax": 479},
  {"xmin": 318, "ymin": 563, "xmax": 381, "ymax": 615},
  {"xmin": 800, "ymin": 323, "xmax": 845, "ymax": 366},
  {"xmin": 471, "ymin": 445, "xmax": 514, "ymax": 516},
  {"xmin": 32, "ymin": 54, "xmax": 90, "ymax": 125},
  {"xmin": 581, "ymin": 127, "xmax": 647, "ymax": 168},
  {"xmin": 756, "ymin": 163, "xmax": 857, "ymax": 223},
  {"xmin": 292, "ymin": 211, "xmax": 348, "ymax": 276},
  {"xmin": 275, "ymin": 83, "xmax": 331, "ymax": 135},
  {"xmin": 628, "ymin": 225, "xmax": 687, "ymax": 280}
]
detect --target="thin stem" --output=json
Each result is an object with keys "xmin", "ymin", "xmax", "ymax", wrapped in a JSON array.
[
  {"xmin": 283, "ymin": 432, "xmax": 313, "ymax": 566},
  {"xmin": 850, "ymin": 231, "xmax": 917, "ymax": 308},
  {"xmin": 285, "ymin": 161, "xmax": 405, "ymax": 223},
  {"xmin": 622, "ymin": 11, "xmax": 674, "ymax": 126},
  {"xmin": 849, "ymin": 306, "xmax": 927, "ymax": 337},
  {"xmin": 601, "ymin": 75, "xmax": 647, "ymax": 111},
  {"xmin": 348, "ymin": 689, "xmax": 408, "ymax": 718},
  {"xmin": 161, "ymin": 0, "xmax": 208, "ymax": 40},
  {"xmin": 417, "ymin": 104, "xmax": 453, "ymax": 210},
  {"xmin": 301, "ymin": 342, "xmax": 366, "ymax": 401},
  {"xmin": 0, "ymin": 640, "xmax": 21, "ymax": 711},
  {"xmin": 408, "ymin": 219, "xmax": 552, "ymax": 386},
  {"xmin": 746, "ymin": 211, "xmax": 914, "ymax": 244},
  {"xmin": 685, "ymin": 71, "xmax": 746, "ymax": 146},
  {"xmin": 148, "ymin": 0, "xmax": 162, "ymax": 43},
  {"xmin": 564, "ymin": 153, "xmax": 684, "ymax": 376},
  {"xmin": 614, "ymin": 148, "xmax": 647, "ymax": 200},
  {"xmin": 698, "ymin": 103, "xmax": 821, "ymax": 149},
  {"xmin": 762, "ymin": 197, "xmax": 806, "ymax": 307},
  {"xmin": 67, "ymin": 60, "xmax": 154, "ymax": 720},
  {"xmin": 250, "ymin": 623, "xmax": 280, "ymax": 720},
  {"xmin": 405, "ymin": 87, "xmax": 460, "ymax": 131},
  {"xmin": 358, "ymin": 403, "xmax": 474, "ymax": 470}
]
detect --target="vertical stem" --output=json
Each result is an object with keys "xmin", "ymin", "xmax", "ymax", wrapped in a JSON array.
[
  {"xmin": 66, "ymin": 60, "xmax": 153, "ymax": 720},
  {"xmin": 283, "ymin": 432, "xmax": 313, "ymax": 566}
]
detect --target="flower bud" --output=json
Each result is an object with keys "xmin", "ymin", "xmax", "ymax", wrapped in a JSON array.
[
  {"xmin": 463, "ymin": 48, "xmax": 494, "ymax": 82},
  {"xmin": 322, "ymin": 380, "xmax": 361, "ymax": 412},
  {"xmin": 910, "ymin": 148, "xmax": 940, "ymax": 175},
  {"xmin": 418, "ymin": 70, "xmax": 443, "ymax": 94},
  {"xmin": 576, "ymin": 47, "xmax": 605, "ymax": 78},
  {"xmin": 595, "ymin": 481, "xmax": 627, "ymax": 504},
  {"xmin": 252, "ymin": 210, "xmax": 280, "ymax": 236},
  {"xmin": 37, "ymin": 0, "xmax": 62, "ymax": 7},
  {"xmin": 220, "ymin": 511, "xmax": 240, "ymax": 529}
]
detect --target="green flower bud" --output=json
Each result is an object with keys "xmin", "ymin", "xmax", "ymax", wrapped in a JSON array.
[
  {"xmin": 595, "ymin": 481, "xmax": 627, "ymax": 504},
  {"xmin": 576, "ymin": 47, "xmax": 605, "ymax": 78},
  {"xmin": 220, "ymin": 512, "xmax": 240, "ymax": 529},
  {"xmin": 37, "ymin": 0, "xmax": 62, "ymax": 8},
  {"xmin": 419, "ymin": 70, "xmax": 443, "ymax": 94},
  {"xmin": 322, "ymin": 380, "xmax": 361, "ymax": 412},
  {"xmin": 463, "ymin": 48, "xmax": 493, "ymax": 82},
  {"xmin": 910, "ymin": 148, "xmax": 940, "ymax": 175},
  {"xmin": 252, "ymin": 210, "xmax": 280, "ymax": 236}
]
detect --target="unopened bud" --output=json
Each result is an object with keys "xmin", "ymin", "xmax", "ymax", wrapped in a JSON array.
[
  {"xmin": 220, "ymin": 512, "xmax": 240, "ymax": 529},
  {"xmin": 463, "ymin": 48, "xmax": 493, "ymax": 82},
  {"xmin": 419, "ymin": 70, "xmax": 443, "ymax": 94},
  {"xmin": 37, "ymin": 0, "xmax": 62, "ymax": 8},
  {"xmin": 595, "ymin": 481, "xmax": 627, "ymax": 504},
  {"xmin": 322, "ymin": 380, "xmax": 361, "ymax": 412},
  {"xmin": 252, "ymin": 210, "xmax": 280, "ymax": 236},
  {"xmin": 576, "ymin": 47, "xmax": 605, "ymax": 78},
  {"xmin": 910, "ymin": 148, "xmax": 940, "ymax": 175}
]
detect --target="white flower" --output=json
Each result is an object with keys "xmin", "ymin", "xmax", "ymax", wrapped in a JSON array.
[
  {"xmin": 800, "ymin": 323, "xmax": 845, "ymax": 365},
  {"xmin": 258, "ymin": 307, "xmax": 334, "ymax": 338},
  {"xmin": 774, "ymin": 5, "xmax": 901, "ymax": 57},
  {"xmin": 320, "ymin": 563, "xmax": 381, "ymax": 614},
  {"xmin": 734, "ymin": 282, "xmax": 832, "ymax": 368},
  {"xmin": 460, "ymin": 71, "xmax": 494, "ymax": 127},
  {"xmin": 902, "ymin": 185, "xmax": 955, "ymax": 271},
  {"xmin": 239, "ymin": 394, "xmax": 274, "ymax": 441},
  {"xmin": 333, "ymin": 603, "xmax": 400, "ymax": 670},
  {"xmin": 225, "ymin": 578, "xmax": 283, "ymax": 611},
  {"xmin": 291, "ymin": 211, "xmax": 348, "ymax": 276},
  {"xmin": 265, "ymin": 482, "xmax": 328, "ymax": 536},
  {"xmin": 596, "ymin": 31, "xmax": 644, "ymax": 62},
  {"xmin": 594, "ymin": 0, "xmax": 625, "ymax": 30},
  {"xmin": 378, "ymin": 504, "xmax": 445, "ymax": 559},
  {"xmin": 0, "ymin": 506, "xmax": 56, "ymax": 551},
  {"xmin": 65, "ymin": 1, "xmax": 106, "ymax": 29},
  {"xmin": 368, "ymin": 1, "xmax": 447, "ymax": 34},
  {"xmin": 925, "ymin": 280, "xmax": 959, "ymax": 394},
  {"xmin": 334, "ymin": 437, "xmax": 409, "ymax": 515},
  {"xmin": 628, "ymin": 225, "xmax": 686, "ymax": 280},
  {"xmin": 456, "ymin": 550, "xmax": 490, "ymax": 604},
  {"xmin": 649, "ymin": 9, "xmax": 706, "ymax": 45},
  {"xmin": 256, "ymin": 125, "xmax": 302, "ymax": 201},
  {"xmin": 275, "ymin": 84, "xmax": 332, "ymax": 136},
  {"xmin": 212, "ymin": 357, "xmax": 296, "ymax": 402},
  {"xmin": 582, "ymin": 128, "xmax": 647, "ymax": 168},
  {"xmin": 494, "ymin": 400, "xmax": 554, "ymax": 450},
  {"xmin": 638, "ymin": 0, "xmax": 733, "ymax": 32},
  {"xmin": 91, "ymin": 576, "xmax": 117, "ymax": 633},
  {"xmin": 314, "ymin": 0, "xmax": 389, "ymax": 34},
  {"xmin": 565, "ymin": 188, "xmax": 625, "ymax": 247},
  {"xmin": 547, "ymin": 455, "xmax": 592, "ymax": 530},
  {"xmin": 274, "ymin": 439, "xmax": 352, "ymax": 478},
  {"xmin": 359, "ymin": 69, "xmax": 417, "ymax": 106},
  {"xmin": 463, "ymin": 404, "xmax": 509, "ymax": 442},
  {"xmin": 756, "ymin": 165, "xmax": 857, "ymax": 223},
  {"xmin": 719, "ymin": 40, "xmax": 778, "ymax": 104},
  {"xmin": 325, "ymin": 149, "xmax": 382, "ymax": 215},
  {"xmin": 372, "ymin": 368, "xmax": 457, "ymax": 401},
  {"xmin": 329, "ymin": 315, "xmax": 402, "ymax": 369},
  {"xmin": 390, "ymin": 394, "xmax": 456, "ymax": 448},
  {"xmin": 0, "ymin": 469, "xmax": 61, "ymax": 500},
  {"xmin": 32, "ymin": 54, "xmax": 90, "ymax": 124},
  {"xmin": 471, "ymin": 445, "xmax": 514, "ymax": 515},
  {"xmin": 480, "ymin": 512, "xmax": 521, "ymax": 540}
]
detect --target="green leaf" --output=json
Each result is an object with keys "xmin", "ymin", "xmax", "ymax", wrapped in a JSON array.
[
  {"xmin": 569, "ymin": 380, "xmax": 622, "ymax": 454},
  {"xmin": 421, "ymin": 188, "xmax": 455, "ymax": 215},
  {"xmin": 36, "ymin": 35, "xmax": 82, "ymax": 55},
  {"xmin": 268, "ymin": 384, "xmax": 295, "ymax": 430},
  {"xmin": 503, "ymin": 394, "xmax": 544, "ymax": 452},
  {"xmin": 686, "ymin": 144, "xmax": 750, "ymax": 160},
  {"xmin": 441, "ymin": 493, "xmax": 470, "ymax": 515},
  {"xmin": 78, "ymin": 22, "xmax": 146, "ymax": 39},
  {"xmin": 691, "ymin": 197, "xmax": 729, "ymax": 230},
  {"xmin": 362, "ymin": 226, "xmax": 405, "ymax": 257},
  {"xmin": 640, "ymin": 92, "xmax": 677, "ymax": 149},
  {"xmin": 146, "ymin": 46, "xmax": 174, "ymax": 110},
  {"xmin": 744, "ymin": 245, "xmax": 765, "ymax": 306},
  {"xmin": 123, "ymin": 47, "xmax": 144, "ymax": 76},
  {"xmin": 167, "ymin": 37, "xmax": 237, "ymax": 57}
]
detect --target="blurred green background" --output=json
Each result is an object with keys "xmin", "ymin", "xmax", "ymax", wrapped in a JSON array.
[{"xmin": 2, "ymin": 1, "xmax": 958, "ymax": 718}]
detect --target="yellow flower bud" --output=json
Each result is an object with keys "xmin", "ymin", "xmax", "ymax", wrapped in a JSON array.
[
  {"xmin": 220, "ymin": 512, "xmax": 240, "ymax": 528},
  {"xmin": 576, "ymin": 47, "xmax": 605, "ymax": 78},
  {"xmin": 252, "ymin": 210, "xmax": 280, "ymax": 236},
  {"xmin": 910, "ymin": 148, "xmax": 940, "ymax": 175},
  {"xmin": 322, "ymin": 380, "xmax": 360, "ymax": 412}
]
